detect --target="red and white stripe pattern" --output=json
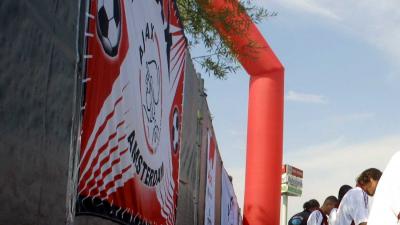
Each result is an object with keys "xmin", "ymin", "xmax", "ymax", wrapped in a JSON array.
[
  {"xmin": 77, "ymin": 0, "xmax": 186, "ymax": 224},
  {"xmin": 78, "ymin": 74, "xmax": 134, "ymax": 200}
]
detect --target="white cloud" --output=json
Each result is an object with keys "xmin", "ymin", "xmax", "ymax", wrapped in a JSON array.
[
  {"xmin": 263, "ymin": 0, "xmax": 400, "ymax": 69},
  {"xmin": 385, "ymin": 71, "xmax": 400, "ymax": 86},
  {"xmin": 350, "ymin": 1, "xmax": 400, "ymax": 57},
  {"xmin": 271, "ymin": 0, "xmax": 340, "ymax": 21},
  {"xmin": 331, "ymin": 112, "xmax": 375, "ymax": 124},
  {"xmin": 226, "ymin": 134, "xmax": 400, "ymax": 220},
  {"xmin": 285, "ymin": 90, "xmax": 327, "ymax": 104}
]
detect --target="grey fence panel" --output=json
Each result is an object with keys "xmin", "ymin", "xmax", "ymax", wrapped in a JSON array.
[
  {"xmin": 176, "ymin": 54, "xmax": 202, "ymax": 225},
  {"xmin": 0, "ymin": 0, "xmax": 78, "ymax": 224}
]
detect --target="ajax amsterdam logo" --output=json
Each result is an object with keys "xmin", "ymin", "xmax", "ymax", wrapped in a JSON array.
[
  {"xmin": 139, "ymin": 22, "xmax": 163, "ymax": 154},
  {"xmin": 96, "ymin": 0, "xmax": 122, "ymax": 57}
]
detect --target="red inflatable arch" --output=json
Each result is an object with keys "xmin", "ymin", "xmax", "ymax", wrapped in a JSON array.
[{"xmin": 200, "ymin": 1, "xmax": 285, "ymax": 225}]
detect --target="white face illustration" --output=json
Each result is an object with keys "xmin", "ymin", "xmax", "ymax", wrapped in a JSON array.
[
  {"xmin": 138, "ymin": 21, "xmax": 164, "ymax": 154},
  {"xmin": 141, "ymin": 58, "xmax": 162, "ymax": 153}
]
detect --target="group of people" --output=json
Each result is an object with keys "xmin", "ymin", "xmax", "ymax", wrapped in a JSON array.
[{"xmin": 288, "ymin": 151, "xmax": 400, "ymax": 225}]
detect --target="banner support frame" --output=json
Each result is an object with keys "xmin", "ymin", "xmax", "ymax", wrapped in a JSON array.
[{"xmin": 66, "ymin": 0, "xmax": 90, "ymax": 223}]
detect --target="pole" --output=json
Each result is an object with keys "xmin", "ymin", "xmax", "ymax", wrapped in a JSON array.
[
  {"xmin": 244, "ymin": 74, "xmax": 284, "ymax": 225},
  {"xmin": 282, "ymin": 195, "xmax": 288, "ymax": 225}
]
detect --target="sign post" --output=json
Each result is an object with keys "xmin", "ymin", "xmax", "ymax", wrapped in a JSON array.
[
  {"xmin": 281, "ymin": 165, "xmax": 303, "ymax": 225},
  {"xmin": 282, "ymin": 194, "xmax": 288, "ymax": 225}
]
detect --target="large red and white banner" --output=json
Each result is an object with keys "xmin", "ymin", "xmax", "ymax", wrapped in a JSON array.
[
  {"xmin": 221, "ymin": 168, "xmax": 239, "ymax": 225},
  {"xmin": 76, "ymin": 0, "xmax": 186, "ymax": 224},
  {"xmin": 204, "ymin": 129, "xmax": 217, "ymax": 225}
]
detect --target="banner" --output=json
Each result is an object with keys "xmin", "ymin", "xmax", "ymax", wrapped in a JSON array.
[
  {"xmin": 221, "ymin": 168, "xmax": 239, "ymax": 225},
  {"xmin": 76, "ymin": 0, "xmax": 186, "ymax": 224},
  {"xmin": 204, "ymin": 129, "xmax": 216, "ymax": 225}
]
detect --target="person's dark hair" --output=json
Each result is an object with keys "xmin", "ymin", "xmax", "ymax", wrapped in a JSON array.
[
  {"xmin": 303, "ymin": 199, "xmax": 320, "ymax": 210},
  {"xmin": 303, "ymin": 201, "xmax": 310, "ymax": 210},
  {"xmin": 323, "ymin": 196, "xmax": 338, "ymax": 205},
  {"xmin": 338, "ymin": 185, "xmax": 352, "ymax": 203},
  {"xmin": 356, "ymin": 168, "xmax": 382, "ymax": 186}
]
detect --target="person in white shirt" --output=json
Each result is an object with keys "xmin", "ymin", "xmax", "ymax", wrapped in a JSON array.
[
  {"xmin": 329, "ymin": 185, "xmax": 352, "ymax": 225},
  {"xmin": 368, "ymin": 152, "xmax": 400, "ymax": 225},
  {"xmin": 335, "ymin": 168, "xmax": 382, "ymax": 225},
  {"xmin": 307, "ymin": 196, "xmax": 338, "ymax": 225}
]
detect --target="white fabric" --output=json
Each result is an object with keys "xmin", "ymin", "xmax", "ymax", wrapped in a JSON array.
[
  {"xmin": 307, "ymin": 210, "xmax": 323, "ymax": 225},
  {"xmin": 335, "ymin": 187, "xmax": 369, "ymax": 225},
  {"xmin": 368, "ymin": 151, "xmax": 400, "ymax": 225},
  {"xmin": 204, "ymin": 130, "xmax": 216, "ymax": 225},
  {"xmin": 221, "ymin": 168, "xmax": 239, "ymax": 225},
  {"xmin": 329, "ymin": 208, "xmax": 337, "ymax": 225}
]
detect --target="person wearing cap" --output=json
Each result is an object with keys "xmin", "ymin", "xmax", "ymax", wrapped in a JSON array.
[
  {"xmin": 288, "ymin": 199, "xmax": 320, "ymax": 225},
  {"xmin": 368, "ymin": 152, "xmax": 400, "ymax": 225},
  {"xmin": 307, "ymin": 196, "xmax": 338, "ymax": 225},
  {"xmin": 335, "ymin": 168, "xmax": 382, "ymax": 225}
]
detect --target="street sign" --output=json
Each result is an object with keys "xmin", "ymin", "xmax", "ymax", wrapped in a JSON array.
[{"xmin": 281, "ymin": 164, "xmax": 303, "ymax": 197}]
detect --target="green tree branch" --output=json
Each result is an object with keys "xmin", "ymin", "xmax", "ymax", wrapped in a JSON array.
[{"xmin": 176, "ymin": 0, "xmax": 276, "ymax": 79}]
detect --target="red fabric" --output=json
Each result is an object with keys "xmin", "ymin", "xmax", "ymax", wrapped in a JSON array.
[
  {"xmin": 200, "ymin": 0, "xmax": 284, "ymax": 77},
  {"xmin": 200, "ymin": 1, "xmax": 285, "ymax": 225}
]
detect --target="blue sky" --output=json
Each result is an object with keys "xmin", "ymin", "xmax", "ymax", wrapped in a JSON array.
[{"xmin": 189, "ymin": 0, "xmax": 400, "ymax": 219}]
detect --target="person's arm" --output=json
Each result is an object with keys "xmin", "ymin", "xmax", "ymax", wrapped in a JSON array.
[
  {"xmin": 353, "ymin": 191, "xmax": 368, "ymax": 225},
  {"xmin": 307, "ymin": 211, "xmax": 321, "ymax": 225},
  {"xmin": 328, "ymin": 208, "xmax": 337, "ymax": 225},
  {"xmin": 353, "ymin": 208, "xmax": 368, "ymax": 225}
]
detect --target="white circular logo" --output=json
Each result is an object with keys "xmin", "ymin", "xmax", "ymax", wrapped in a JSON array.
[{"xmin": 139, "ymin": 22, "xmax": 163, "ymax": 154}]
